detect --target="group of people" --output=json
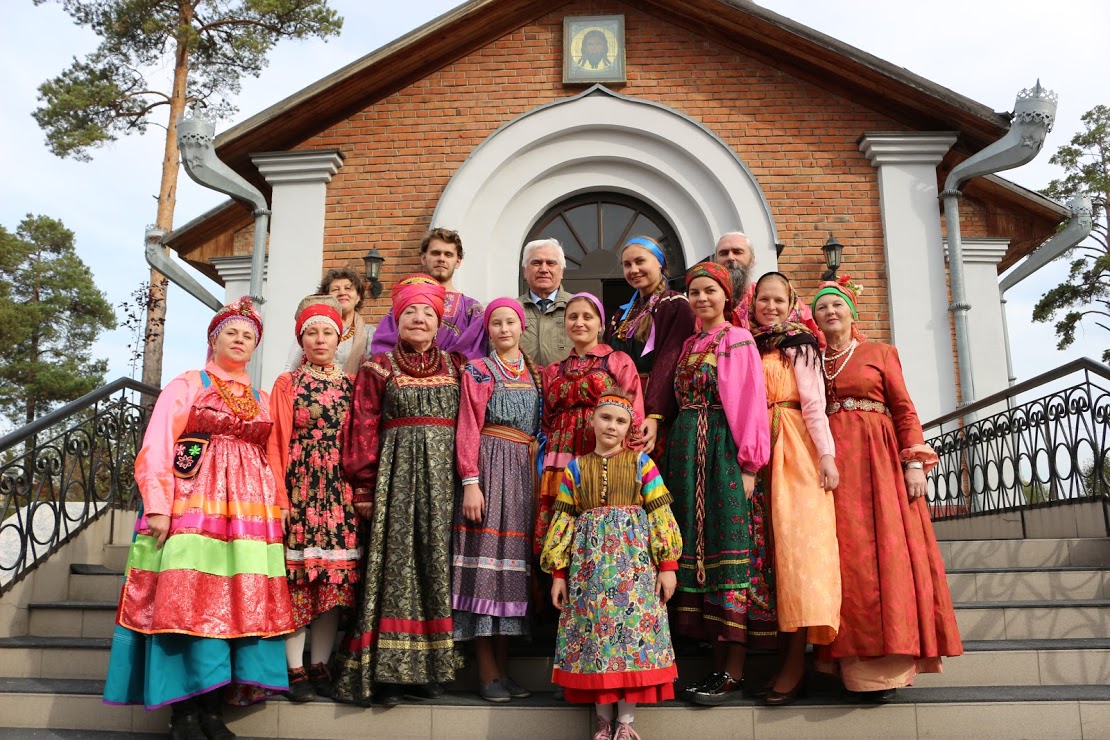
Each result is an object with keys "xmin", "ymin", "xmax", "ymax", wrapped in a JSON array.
[{"xmin": 102, "ymin": 227, "xmax": 963, "ymax": 740}]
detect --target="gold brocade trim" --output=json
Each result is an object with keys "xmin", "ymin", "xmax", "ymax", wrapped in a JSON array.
[
  {"xmin": 377, "ymin": 638, "xmax": 454, "ymax": 650},
  {"xmin": 393, "ymin": 373, "xmax": 458, "ymax": 388}
]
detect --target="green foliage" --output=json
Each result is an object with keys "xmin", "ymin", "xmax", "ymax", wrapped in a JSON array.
[
  {"xmin": 32, "ymin": 0, "xmax": 343, "ymax": 160},
  {"xmin": 0, "ymin": 215, "xmax": 117, "ymax": 426},
  {"xmin": 1037, "ymin": 105, "xmax": 1110, "ymax": 363}
]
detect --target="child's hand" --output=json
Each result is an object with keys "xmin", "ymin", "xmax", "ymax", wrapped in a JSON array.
[
  {"xmin": 742, "ymin": 472, "xmax": 756, "ymax": 500},
  {"xmin": 818, "ymin": 454, "xmax": 839, "ymax": 492},
  {"xmin": 146, "ymin": 514, "xmax": 170, "ymax": 549},
  {"xmin": 281, "ymin": 509, "xmax": 290, "ymax": 531},
  {"xmin": 462, "ymin": 483, "xmax": 486, "ymax": 523},
  {"xmin": 551, "ymin": 577, "xmax": 568, "ymax": 610},
  {"xmin": 655, "ymin": 570, "xmax": 677, "ymax": 603}
]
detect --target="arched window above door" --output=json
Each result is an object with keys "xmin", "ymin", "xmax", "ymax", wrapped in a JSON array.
[{"xmin": 525, "ymin": 192, "xmax": 686, "ymax": 316}]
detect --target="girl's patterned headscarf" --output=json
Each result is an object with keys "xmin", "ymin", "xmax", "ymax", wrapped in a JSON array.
[
  {"xmin": 685, "ymin": 261, "xmax": 734, "ymax": 317},
  {"xmin": 749, "ymin": 272, "xmax": 820, "ymax": 366}
]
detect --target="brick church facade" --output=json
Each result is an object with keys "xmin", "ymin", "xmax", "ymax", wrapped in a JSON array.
[{"xmin": 165, "ymin": 0, "xmax": 1064, "ymax": 421}]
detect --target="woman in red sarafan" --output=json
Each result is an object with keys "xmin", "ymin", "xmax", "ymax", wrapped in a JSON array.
[{"xmin": 810, "ymin": 276, "xmax": 962, "ymax": 703}]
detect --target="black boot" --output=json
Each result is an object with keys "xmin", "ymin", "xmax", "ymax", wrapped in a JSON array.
[
  {"xmin": 196, "ymin": 690, "xmax": 236, "ymax": 740},
  {"xmin": 169, "ymin": 699, "xmax": 206, "ymax": 740}
]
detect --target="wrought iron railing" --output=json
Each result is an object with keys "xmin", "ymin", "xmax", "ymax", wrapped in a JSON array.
[
  {"xmin": 0, "ymin": 378, "xmax": 159, "ymax": 594},
  {"xmin": 923, "ymin": 358, "xmax": 1110, "ymax": 532}
]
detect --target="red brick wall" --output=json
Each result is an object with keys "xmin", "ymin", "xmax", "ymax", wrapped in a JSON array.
[{"xmin": 244, "ymin": 0, "xmax": 923, "ymax": 340}]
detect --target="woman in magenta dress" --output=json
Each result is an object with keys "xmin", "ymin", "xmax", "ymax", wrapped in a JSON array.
[
  {"xmin": 268, "ymin": 295, "xmax": 361, "ymax": 701},
  {"xmin": 535, "ymin": 292, "xmax": 643, "ymax": 556},
  {"xmin": 104, "ymin": 297, "xmax": 292, "ymax": 739}
]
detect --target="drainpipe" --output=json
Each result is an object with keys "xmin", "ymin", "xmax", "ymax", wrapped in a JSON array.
[
  {"xmin": 176, "ymin": 108, "xmax": 271, "ymax": 307},
  {"xmin": 941, "ymin": 81, "xmax": 1057, "ymax": 406},
  {"xmin": 999, "ymin": 194, "xmax": 1094, "ymax": 387},
  {"xmin": 144, "ymin": 226, "xmax": 222, "ymax": 311}
]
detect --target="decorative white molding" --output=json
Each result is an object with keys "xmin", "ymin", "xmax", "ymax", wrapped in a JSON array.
[
  {"xmin": 859, "ymin": 132, "xmax": 960, "ymax": 166},
  {"xmin": 211, "ymin": 255, "xmax": 268, "ymax": 284},
  {"xmin": 433, "ymin": 86, "xmax": 779, "ymax": 302},
  {"xmin": 862, "ymin": 131, "xmax": 958, "ymax": 421},
  {"xmin": 943, "ymin": 237, "xmax": 1011, "ymax": 265},
  {"xmin": 252, "ymin": 150, "xmax": 344, "ymax": 185},
  {"xmin": 251, "ymin": 150, "xmax": 344, "ymax": 388}
]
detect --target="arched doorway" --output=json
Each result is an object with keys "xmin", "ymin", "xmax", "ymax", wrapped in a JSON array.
[{"xmin": 525, "ymin": 192, "xmax": 685, "ymax": 319}]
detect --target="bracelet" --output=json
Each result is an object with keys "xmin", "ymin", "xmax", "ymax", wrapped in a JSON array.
[
  {"xmin": 461, "ymin": 477, "xmax": 480, "ymax": 486},
  {"xmin": 904, "ymin": 461, "xmax": 924, "ymax": 470},
  {"xmin": 646, "ymin": 414, "xmax": 665, "ymax": 422}
]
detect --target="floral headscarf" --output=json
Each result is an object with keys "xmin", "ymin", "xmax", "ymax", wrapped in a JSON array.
[{"xmin": 749, "ymin": 272, "xmax": 821, "ymax": 366}]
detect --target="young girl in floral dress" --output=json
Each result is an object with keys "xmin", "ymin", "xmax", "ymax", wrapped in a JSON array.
[
  {"xmin": 542, "ymin": 390, "xmax": 682, "ymax": 740},
  {"xmin": 267, "ymin": 295, "xmax": 362, "ymax": 701}
]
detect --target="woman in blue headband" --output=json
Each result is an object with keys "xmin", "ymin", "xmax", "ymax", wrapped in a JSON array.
[{"xmin": 605, "ymin": 236, "xmax": 696, "ymax": 459}]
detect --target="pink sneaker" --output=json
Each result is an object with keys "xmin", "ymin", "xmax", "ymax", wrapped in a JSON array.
[
  {"xmin": 613, "ymin": 721, "xmax": 642, "ymax": 740},
  {"xmin": 593, "ymin": 716, "xmax": 613, "ymax": 740}
]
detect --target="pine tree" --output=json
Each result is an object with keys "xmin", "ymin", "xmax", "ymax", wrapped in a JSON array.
[
  {"xmin": 0, "ymin": 215, "xmax": 117, "ymax": 426},
  {"xmin": 1037, "ymin": 104, "xmax": 1110, "ymax": 362},
  {"xmin": 32, "ymin": 0, "xmax": 343, "ymax": 386}
]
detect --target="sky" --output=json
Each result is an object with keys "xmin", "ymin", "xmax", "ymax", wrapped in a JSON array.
[{"xmin": 1, "ymin": 0, "xmax": 1106, "ymax": 398}]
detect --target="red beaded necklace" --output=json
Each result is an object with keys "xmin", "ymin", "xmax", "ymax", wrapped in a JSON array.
[{"xmin": 394, "ymin": 344, "xmax": 442, "ymax": 378}]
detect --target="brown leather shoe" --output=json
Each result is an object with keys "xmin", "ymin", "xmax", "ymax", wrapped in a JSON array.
[{"xmin": 762, "ymin": 677, "xmax": 807, "ymax": 706}]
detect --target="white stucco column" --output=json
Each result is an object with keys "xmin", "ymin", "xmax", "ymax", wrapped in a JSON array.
[
  {"xmin": 211, "ymin": 255, "xmax": 267, "ymax": 303},
  {"xmin": 945, "ymin": 238, "xmax": 1011, "ymax": 401},
  {"xmin": 860, "ymin": 132, "xmax": 958, "ymax": 423},
  {"xmin": 250, "ymin": 149, "xmax": 343, "ymax": 388}
]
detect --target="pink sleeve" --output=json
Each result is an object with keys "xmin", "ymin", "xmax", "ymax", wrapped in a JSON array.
[
  {"xmin": 133, "ymin": 372, "xmax": 202, "ymax": 517},
  {"xmin": 456, "ymin": 361, "xmax": 495, "ymax": 482},
  {"xmin": 265, "ymin": 373, "xmax": 295, "ymax": 510},
  {"xmin": 789, "ymin": 351, "xmax": 835, "ymax": 459},
  {"xmin": 609, "ymin": 351, "xmax": 646, "ymax": 427},
  {"xmin": 716, "ymin": 328, "xmax": 770, "ymax": 473}
]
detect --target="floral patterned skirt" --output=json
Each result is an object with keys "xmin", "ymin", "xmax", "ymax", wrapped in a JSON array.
[{"xmin": 553, "ymin": 506, "xmax": 676, "ymax": 704}]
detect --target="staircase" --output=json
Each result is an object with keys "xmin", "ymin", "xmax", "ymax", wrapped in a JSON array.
[{"xmin": 0, "ymin": 533, "xmax": 1107, "ymax": 739}]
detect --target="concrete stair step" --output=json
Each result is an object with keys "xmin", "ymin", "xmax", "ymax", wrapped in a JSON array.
[
  {"xmin": 99, "ymin": 545, "xmax": 130, "ymax": 573},
  {"xmin": 938, "ymin": 538, "xmax": 1110, "ymax": 569},
  {"xmin": 66, "ymin": 564, "xmax": 124, "ymax": 603},
  {"xmin": 954, "ymin": 599, "xmax": 1110, "ymax": 640},
  {"xmin": 26, "ymin": 601, "xmax": 116, "ymax": 639},
  {"xmin": 946, "ymin": 566, "xmax": 1110, "ymax": 602},
  {"xmin": 1, "ymin": 679, "xmax": 1109, "ymax": 739}
]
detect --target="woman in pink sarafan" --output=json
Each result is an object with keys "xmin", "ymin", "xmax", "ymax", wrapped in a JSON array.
[{"xmin": 103, "ymin": 297, "xmax": 293, "ymax": 740}]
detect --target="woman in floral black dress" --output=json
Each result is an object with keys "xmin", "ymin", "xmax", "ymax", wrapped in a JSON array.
[{"xmin": 268, "ymin": 295, "xmax": 361, "ymax": 701}]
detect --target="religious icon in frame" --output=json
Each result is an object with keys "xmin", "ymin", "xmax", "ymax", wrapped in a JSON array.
[{"xmin": 563, "ymin": 15, "xmax": 626, "ymax": 84}]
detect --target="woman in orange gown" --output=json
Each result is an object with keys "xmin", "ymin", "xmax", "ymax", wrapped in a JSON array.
[
  {"xmin": 749, "ymin": 273, "xmax": 841, "ymax": 705},
  {"xmin": 811, "ymin": 276, "xmax": 962, "ymax": 702}
]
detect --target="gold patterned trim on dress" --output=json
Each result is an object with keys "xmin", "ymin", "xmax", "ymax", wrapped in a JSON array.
[
  {"xmin": 826, "ymin": 397, "xmax": 890, "ymax": 416},
  {"xmin": 377, "ymin": 637, "xmax": 454, "ymax": 650},
  {"xmin": 643, "ymin": 491, "xmax": 674, "ymax": 513},
  {"xmin": 393, "ymin": 373, "xmax": 459, "ymax": 388},
  {"xmin": 366, "ymin": 360, "xmax": 389, "ymax": 378}
]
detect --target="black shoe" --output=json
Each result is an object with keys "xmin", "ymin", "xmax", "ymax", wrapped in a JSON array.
[
  {"xmin": 375, "ymin": 683, "xmax": 404, "ymax": 707},
  {"xmin": 403, "ymin": 682, "xmax": 444, "ymax": 700},
  {"xmin": 169, "ymin": 710, "xmax": 206, "ymax": 740},
  {"xmin": 844, "ymin": 687, "xmax": 897, "ymax": 704},
  {"xmin": 198, "ymin": 711, "xmax": 237, "ymax": 740},
  {"xmin": 307, "ymin": 662, "xmax": 333, "ymax": 698},
  {"xmin": 286, "ymin": 667, "xmax": 317, "ymax": 703},
  {"xmin": 690, "ymin": 671, "xmax": 741, "ymax": 706},
  {"xmin": 677, "ymin": 672, "xmax": 715, "ymax": 703}
]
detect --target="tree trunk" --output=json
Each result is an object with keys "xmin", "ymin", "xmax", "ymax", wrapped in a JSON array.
[{"xmin": 140, "ymin": 3, "xmax": 193, "ymax": 389}]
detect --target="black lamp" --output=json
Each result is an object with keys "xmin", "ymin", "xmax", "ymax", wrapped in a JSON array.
[
  {"xmin": 363, "ymin": 248, "xmax": 385, "ymax": 298},
  {"xmin": 775, "ymin": 242, "xmax": 786, "ymax": 258},
  {"xmin": 821, "ymin": 234, "xmax": 844, "ymax": 281}
]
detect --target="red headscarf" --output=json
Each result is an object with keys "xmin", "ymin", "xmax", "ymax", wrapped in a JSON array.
[
  {"xmin": 391, "ymin": 274, "xmax": 446, "ymax": 321},
  {"xmin": 685, "ymin": 261, "xmax": 734, "ymax": 315},
  {"xmin": 294, "ymin": 296, "xmax": 343, "ymax": 346}
]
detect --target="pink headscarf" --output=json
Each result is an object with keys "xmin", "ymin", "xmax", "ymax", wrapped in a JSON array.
[
  {"xmin": 567, "ymin": 292, "xmax": 605, "ymax": 326},
  {"xmin": 484, "ymin": 297, "xmax": 526, "ymax": 331},
  {"xmin": 391, "ymin": 274, "xmax": 446, "ymax": 321}
]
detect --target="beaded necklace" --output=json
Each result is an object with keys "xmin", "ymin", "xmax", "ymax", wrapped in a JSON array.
[
  {"xmin": 675, "ymin": 326, "xmax": 723, "ymax": 388},
  {"xmin": 209, "ymin": 372, "xmax": 260, "ymax": 421},
  {"xmin": 614, "ymin": 290, "xmax": 662, "ymax": 341},
  {"xmin": 494, "ymin": 352, "xmax": 526, "ymax": 380},
  {"xmin": 340, "ymin": 321, "xmax": 356, "ymax": 342},
  {"xmin": 394, "ymin": 344, "xmax": 442, "ymax": 378},
  {"xmin": 304, "ymin": 362, "xmax": 344, "ymax": 382},
  {"xmin": 821, "ymin": 338, "xmax": 858, "ymax": 382}
]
